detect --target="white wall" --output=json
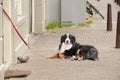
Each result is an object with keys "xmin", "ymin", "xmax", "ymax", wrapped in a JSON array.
[
  {"xmin": 0, "ymin": 65, "xmax": 4, "ymax": 80},
  {"xmin": 2, "ymin": 0, "xmax": 47, "ymax": 70},
  {"xmin": 32, "ymin": 0, "xmax": 47, "ymax": 34},
  {"xmin": 13, "ymin": 0, "xmax": 29, "ymax": 58},
  {"xmin": 3, "ymin": 0, "xmax": 29, "ymax": 69},
  {"xmin": 0, "ymin": 5, "xmax": 4, "ymax": 80},
  {"xmin": 3, "ymin": 0, "xmax": 13, "ymax": 69}
]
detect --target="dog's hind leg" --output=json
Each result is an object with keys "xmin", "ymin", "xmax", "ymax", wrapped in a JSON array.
[
  {"xmin": 47, "ymin": 54, "xmax": 58, "ymax": 58},
  {"xmin": 47, "ymin": 53, "xmax": 64, "ymax": 59}
]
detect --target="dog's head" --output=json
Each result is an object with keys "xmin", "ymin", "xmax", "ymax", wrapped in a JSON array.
[
  {"xmin": 59, "ymin": 34, "xmax": 76, "ymax": 53},
  {"xmin": 60, "ymin": 34, "xmax": 76, "ymax": 44}
]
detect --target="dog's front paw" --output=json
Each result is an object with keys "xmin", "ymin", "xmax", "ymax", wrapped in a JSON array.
[
  {"xmin": 71, "ymin": 57, "xmax": 75, "ymax": 61},
  {"xmin": 78, "ymin": 58, "xmax": 83, "ymax": 61},
  {"xmin": 70, "ymin": 56, "xmax": 78, "ymax": 61}
]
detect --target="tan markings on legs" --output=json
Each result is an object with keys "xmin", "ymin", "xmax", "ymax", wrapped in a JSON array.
[
  {"xmin": 47, "ymin": 53, "xmax": 64, "ymax": 59},
  {"xmin": 76, "ymin": 49, "xmax": 84, "ymax": 61},
  {"xmin": 58, "ymin": 53, "xmax": 65, "ymax": 59},
  {"xmin": 47, "ymin": 54, "xmax": 58, "ymax": 58},
  {"xmin": 76, "ymin": 49, "xmax": 80, "ymax": 56},
  {"xmin": 78, "ymin": 56, "xmax": 83, "ymax": 61}
]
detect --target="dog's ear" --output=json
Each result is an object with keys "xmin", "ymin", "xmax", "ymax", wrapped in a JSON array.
[
  {"xmin": 60, "ymin": 35, "xmax": 65, "ymax": 43},
  {"xmin": 71, "ymin": 35, "xmax": 76, "ymax": 43},
  {"xmin": 58, "ymin": 35, "xmax": 65, "ymax": 50}
]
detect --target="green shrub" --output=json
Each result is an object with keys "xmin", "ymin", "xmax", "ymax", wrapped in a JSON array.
[
  {"xmin": 79, "ymin": 17, "xmax": 94, "ymax": 27},
  {"xmin": 79, "ymin": 22, "xmax": 90, "ymax": 27},
  {"xmin": 46, "ymin": 21, "xmax": 61, "ymax": 29},
  {"xmin": 87, "ymin": 17, "xmax": 94, "ymax": 24}
]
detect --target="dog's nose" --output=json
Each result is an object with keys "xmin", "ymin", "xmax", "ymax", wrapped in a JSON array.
[
  {"xmin": 65, "ymin": 38, "xmax": 70, "ymax": 44},
  {"xmin": 66, "ymin": 40, "xmax": 69, "ymax": 43}
]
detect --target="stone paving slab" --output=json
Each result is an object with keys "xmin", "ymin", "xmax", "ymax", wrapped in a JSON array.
[
  {"xmin": 6, "ymin": 0, "xmax": 120, "ymax": 80},
  {"xmin": 6, "ymin": 26, "xmax": 120, "ymax": 80}
]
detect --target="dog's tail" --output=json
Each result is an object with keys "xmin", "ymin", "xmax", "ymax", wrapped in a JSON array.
[{"xmin": 47, "ymin": 53, "xmax": 64, "ymax": 59}]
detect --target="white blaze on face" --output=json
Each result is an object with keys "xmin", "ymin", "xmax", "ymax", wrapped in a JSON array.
[
  {"xmin": 65, "ymin": 34, "xmax": 71, "ymax": 44},
  {"xmin": 59, "ymin": 33, "xmax": 73, "ymax": 53},
  {"xmin": 59, "ymin": 43, "xmax": 73, "ymax": 53}
]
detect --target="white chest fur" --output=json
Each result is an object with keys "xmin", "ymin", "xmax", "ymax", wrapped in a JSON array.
[{"xmin": 59, "ymin": 43, "xmax": 73, "ymax": 53}]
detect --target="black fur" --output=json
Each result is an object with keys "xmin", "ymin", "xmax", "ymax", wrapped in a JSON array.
[
  {"xmin": 77, "ymin": 45, "xmax": 99, "ymax": 61},
  {"xmin": 63, "ymin": 43, "xmax": 79, "ymax": 57}
]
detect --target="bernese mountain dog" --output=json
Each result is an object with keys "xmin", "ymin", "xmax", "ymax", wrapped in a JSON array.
[{"xmin": 48, "ymin": 34, "xmax": 99, "ymax": 61}]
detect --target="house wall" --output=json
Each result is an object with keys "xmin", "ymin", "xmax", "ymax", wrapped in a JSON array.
[
  {"xmin": 3, "ymin": 0, "xmax": 13, "ymax": 69},
  {"xmin": 2, "ymin": 0, "xmax": 48, "ymax": 69},
  {"xmin": 32, "ymin": 0, "xmax": 48, "ymax": 34},
  {"xmin": 0, "ymin": 0, "xmax": 48, "ymax": 79},
  {"xmin": 13, "ymin": 0, "xmax": 29, "ymax": 60},
  {"xmin": 0, "ymin": 4, "xmax": 4, "ymax": 80},
  {"xmin": 3, "ymin": 0, "xmax": 30, "ymax": 69},
  {"xmin": 61, "ymin": 0, "xmax": 86, "ymax": 24},
  {"xmin": 0, "ymin": 65, "xmax": 4, "ymax": 80},
  {"xmin": 48, "ymin": 0, "xmax": 61, "ymax": 22},
  {"xmin": 0, "ymin": 5, "xmax": 3, "ymax": 66},
  {"xmin": 48, "ymin": 0, "xmax": 86, "ymax": 24}
]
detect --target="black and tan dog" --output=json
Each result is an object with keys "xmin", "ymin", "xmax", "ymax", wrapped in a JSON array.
[{"xmin": 48, "ymin": 34, "xmax": 99, "ymax": 61}]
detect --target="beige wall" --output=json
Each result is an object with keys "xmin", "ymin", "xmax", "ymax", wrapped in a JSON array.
[
  {"xmin": 0, "ymin": 0, "xmax": 48, "ymax": 79},
  {"xmin": 3, "ymin": 0, "xmax": 30, "ymax": 69},
  {"xmin": 0, "ymin": 1, "xmax": 48, "ymax": 79},
  {"xmin": 13, "ymin": 0, "xmax": 29, "ymax": 59},
  {"xmin": 32, "ymin": 0, "xmax": 48, "ymax": 34},
  {"xmin": 0, "ymin": 65, "xmax": 4, "ymax": 80},
  {"xmin": 3, "ymin": 0, "xmax": 13, "ymax": 69},
  {"xmin": 0, "ymin": 4, "xmax": 4, "ymax": 80}
]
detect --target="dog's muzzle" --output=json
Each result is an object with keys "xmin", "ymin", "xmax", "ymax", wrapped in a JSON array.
[{"xmin": 65, "ymin": 39, "xmax": 70, "ymax": 44}]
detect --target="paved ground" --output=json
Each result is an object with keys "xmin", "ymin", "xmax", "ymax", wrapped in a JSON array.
[{"xmin": 6, "ymin": 0, "xmax": 120, "ymax": 80}]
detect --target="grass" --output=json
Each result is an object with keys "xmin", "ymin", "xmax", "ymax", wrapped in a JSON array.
[
  {"xmin": 46, "ymin": 17, "xmax": 94, "ymax": 33},
  {"xmin": 46, "ymin": 21, "xmax": 61, "ymax": 29},
  {"xmin": 79, "ymin": 17, "xmax": 94, "ymax": 27},
  {"xmin": 46, "ymin": 21, "xmax": 73, "ymax": 33}
]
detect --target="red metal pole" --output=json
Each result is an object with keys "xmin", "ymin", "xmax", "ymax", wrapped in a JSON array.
[
  {"xmin": 116, "ymin": 11, "xmax": 120, "ymax": 48},
  {"xmin": 107, "ymin": 3, "xmax": 112, "ymax": 31}
]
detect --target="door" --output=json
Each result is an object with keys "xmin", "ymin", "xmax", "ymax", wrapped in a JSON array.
[{"xmin": 0, "ymin": 0, "xmax": 4, "ymax": 80}]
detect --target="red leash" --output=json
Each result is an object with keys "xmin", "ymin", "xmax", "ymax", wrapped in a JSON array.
[{"xmin": 2, "ymin": 8, "xmax": 28, "ymax": 46}]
